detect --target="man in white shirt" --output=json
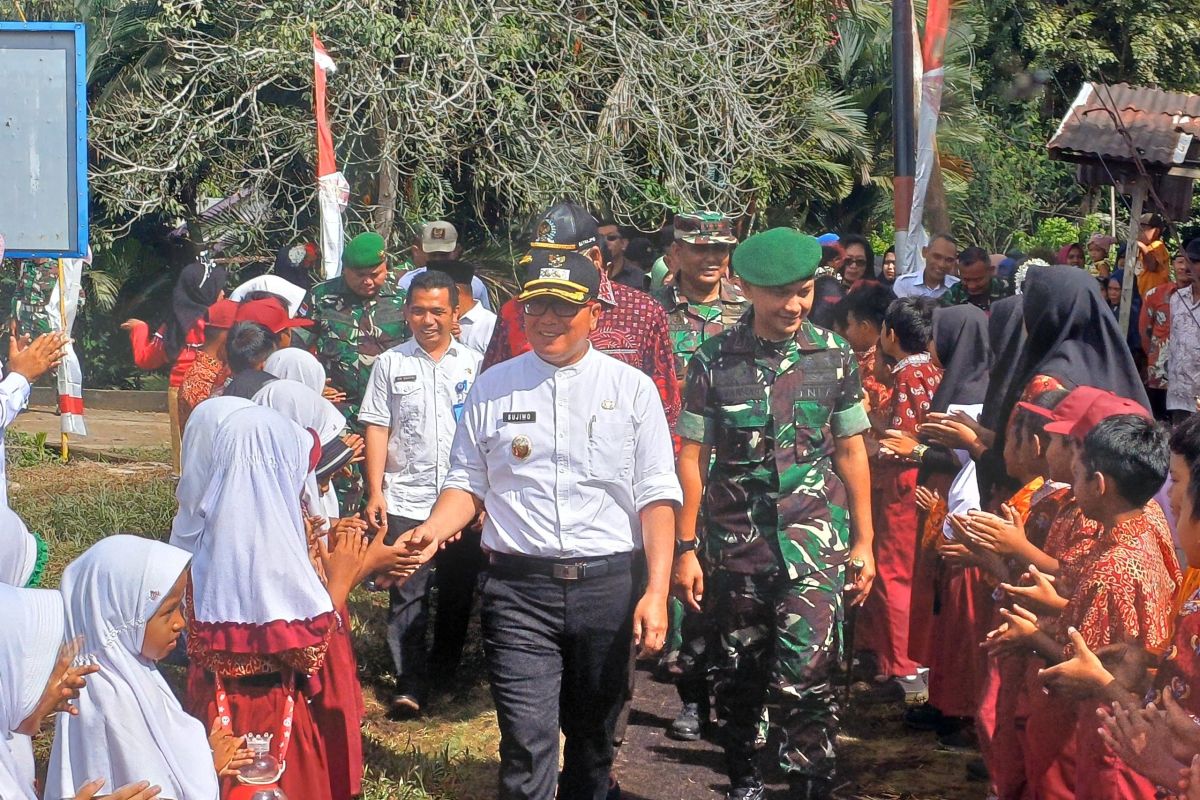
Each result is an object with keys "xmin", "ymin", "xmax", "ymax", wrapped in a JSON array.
[
  {"xmin": 1167, "ymin": 238, "xmax": 1200, "ymax": 423},
  {"xmin": 0, "ymin": 332, "xmax": 68, "ymax": 508},
  {"xmin": 400, "ymin": 221, "xmax": 493, "ymax": 310},
  {"xmin": 431, "ymin": 260, "xmax": 497, "ymax": 355},
  {"xmin": 891, "ymin": 233, "xmax": 961, "ymax": 299},
  {"xmin": 390, "ymin": 250, "xmax": 681, "ymax": 800},
  {"xmin": 359, "ymin": 269, "xmax": 482, "ymax": 717}
]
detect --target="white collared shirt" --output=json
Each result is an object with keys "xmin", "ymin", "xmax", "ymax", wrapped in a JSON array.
[
  {"xmin": 1167, "ymin": 285, "xmax": 1200, "ymax": 412},
  {"xmin": 892, "ymin": 270, "xmax": 960, "ymax": 299},
  {"xmin": 359, "ymin": 339, "xmax": 482, "ymax": 518},
  {"xmin": 0, "ymin": 371, "xmax": 30, "ymax": 510},
  {"xmin": 444, "ymin": 345, "xmax": 682, "ymax": 558},
  {"xmin": 456, "ymin": 302, "xmax": 497, "ymax": 355}
]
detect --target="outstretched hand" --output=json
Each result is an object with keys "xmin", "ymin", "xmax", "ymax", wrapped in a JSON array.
[
  {"xmin": 73, "ymin": 780, "xmax": 161, "ymax": 800},
  {"xmin": 7, "ymin": 331, "xmax": 68, "ymax": 382}
]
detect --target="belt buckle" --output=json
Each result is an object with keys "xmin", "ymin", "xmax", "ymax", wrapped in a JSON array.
[{"xmin": 552, "ymin": 562, "xmax": 584, "ymax": 581}]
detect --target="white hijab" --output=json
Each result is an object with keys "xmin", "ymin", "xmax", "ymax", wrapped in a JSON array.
[
  {"xmin": 190, "ymin": 406, "xmax": 334, "ymax": 649},
  {"xmin": 251, "ymin": 378, "xmax": 345, "ymax": 446},
  {"xmin": 228, "ymin": 275, "xmax": 307, "ymax": 318},
  {"xmin": 171, "ymin": 396, "xmax": 257, "ymax": 553},
  {"xmin": 46, "ymin": 536, "xmax": 218, "ymax": 800},
  {"xmin": 264, "ymin": 348, "xmax": 326, "ymax": 395},
  {"xmin": 0, "ymin": 585, "xmax": 65, "ymax": 799},
  {"xmin": 0, "ymin": 507, "xmax": 39, "ymax": 587}
]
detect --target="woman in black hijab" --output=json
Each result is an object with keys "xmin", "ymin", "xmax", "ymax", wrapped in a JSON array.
[
  {"xmin": 929, "ymin": 304, "xmax": 991, "ymax": 413},
  {"xmin": 164, "ymin": 262, "xmax": 228, "ymax": 359}
]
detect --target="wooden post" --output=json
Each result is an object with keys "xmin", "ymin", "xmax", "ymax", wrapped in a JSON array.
[
  {"xmin": 1119, "ymin": 178, "xmax": 1145, "ymax": 338},
  {"xmin": 56, "ymin": 258, "xmax": 69, "ymax": 463}
]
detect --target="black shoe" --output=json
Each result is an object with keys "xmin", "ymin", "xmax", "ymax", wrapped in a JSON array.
[
  {"xmin": 937, "ymin": 725, "xmax": 978, "ymax": 752},
  {"xmin": 668, "ymin": 701, "xmax": 704, "ymax": 740},
  {"xmin": 788, "ymin": 776, "xmax": 835, "ymax": 800},
  {"xmin": 389, "ymin": 693, "xmax": 422, "ymax": 719},
  {"xmin": 724, "ymin": 781, "xmax": 765, "ymax": 800},
  {"xmin": 606, "ymin": 774, "xmax": 621, "ymax": 800},
  {"xmin": 903, "ymin": 703, "xmax": 944, "ymax": 731}
]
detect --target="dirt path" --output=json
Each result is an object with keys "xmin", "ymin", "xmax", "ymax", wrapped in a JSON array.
[{"xmin": 613, "ymin": 666, "xmax": 982, "ymax": 800}]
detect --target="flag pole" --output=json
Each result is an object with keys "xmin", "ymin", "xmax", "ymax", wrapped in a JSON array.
[
  {"xmin": 892, "ymin": 0, "xmax": 916, "ymax": 275},
  {"xmin": 56, "ymin": 258, "xmax": 69, "ymax": 462}
]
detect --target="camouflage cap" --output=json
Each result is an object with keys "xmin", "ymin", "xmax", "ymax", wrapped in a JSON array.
[
  {"xmin": 342, "ymin": 232, "xmax": 386, "ymax": 270},
  {"xmin": 732, "ymin": 227, "xmax": 822, "ymax": 287},
  {"xmin": 674, "ymin": 211, "xmax": 737, "ymax": 245}
]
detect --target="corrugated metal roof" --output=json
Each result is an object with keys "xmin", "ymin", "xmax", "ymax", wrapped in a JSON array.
[{"xmin": 1047, "ymin": 82, "xmax": 1200, "ymax": 167}]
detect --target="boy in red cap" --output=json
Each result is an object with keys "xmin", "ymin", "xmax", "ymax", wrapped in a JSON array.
[
  {"xmin": 177, "ymin": 299, "xmax": 239, "ymax": 429},
  {"xmin": 984, "ymin": 392, "xmax": 1180, "ymax": 799}
]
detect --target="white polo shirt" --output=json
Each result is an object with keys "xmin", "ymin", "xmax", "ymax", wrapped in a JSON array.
[
  {"xmin": 0, "ymin": 371, "xmax": 30, "ymax": 510},
  {"xmin": 443, "ymin": 345, "xmax": 682, "ymax": 558},
  {"xmin": 892, "ymin": 270, "xmax": 960, "ymax": 299},
  {"xmin": 358, "ymin": 339, "xmax": 482, "ymax": 518},
  {"xmin": 456, "ymin": 302, "xmax": 497, "ymax": 355}
]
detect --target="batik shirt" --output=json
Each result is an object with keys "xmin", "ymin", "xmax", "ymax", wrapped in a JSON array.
[
  {"xmin": 483, "ymin": 272, "xmax": 680, "ymax": 428},
  {"xmin": 678, "ymin": 315, "xmax": 870, "ymax": 577},
  {"xmin": 1140, "ymin": 283, "xmax": 1175, "ymax": 389},
  {"xmin": 653, "ymin": 278, "xmax": 748, "ymax": 381},
  {"xmin": 299, "ymin": 271, "xmax": 410, "ymax": 421},
  {"xmin": 855, "ymin": 346, "xmax": 892, "ymax": 428},
  {"xmin": 1056, "ymin": 510, "xmax": 1177, "ymax": 655},
  {"xmin": 1156, "ymin": 583, "xmax": 1200, "ymax": 713},
  {"xmin": 938, "ymin": 277, "xmax": 1015, "ymax": 313}
]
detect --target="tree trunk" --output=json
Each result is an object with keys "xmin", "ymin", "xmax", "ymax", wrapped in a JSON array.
[{"xmin": 372, "ymin": 109, "xmax": 398, "ymax": 244}]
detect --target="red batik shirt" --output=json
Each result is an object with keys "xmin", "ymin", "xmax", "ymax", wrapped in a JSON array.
[
  {"xmin": 887, "ymin": 353, "xmax": 941, "ymax": 432},
  {"xmin": 1057, "ymin": 509, "xmax": 1177, "ymax": 655},
  {"xmin": 177, "ymin": 350, "xmax": 229, "ymax": 430},
  {"xmin": 855, "ymin": 345, "xmax": 892, "ymax": 429},
  {"xmin": 1156, "ymin": 584, "xmax": 1200, "ymax": 714},
  {"xmin": 482, "ymin": 272, "xmax": 680, "ymax": 428}
]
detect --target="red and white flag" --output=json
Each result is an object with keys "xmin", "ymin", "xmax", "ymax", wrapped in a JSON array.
[
  {"xmin": 901, "ymin": 0, "xmax": 950, "ymax": 276},
  {"xmin": 47, "ymin": 251, "xmax": 88, "ymax": 436},
  {"xmin": 313, "ymin": 32, "xmax": 348, "ymax": 280}
]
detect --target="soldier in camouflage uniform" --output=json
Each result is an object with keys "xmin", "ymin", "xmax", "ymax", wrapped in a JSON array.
[
  {"xmin": 10, "ymin": 259, "xmax": 58, "ymax": 339},
  {"xmin": 298, "ymin": 231, "xmax": 411, "ymax": 424},
  {"xmin": 674, "ymin": 228, "xmax": 876, "ymax": 800},
  {"xmin": 654, "ymin": 212, "xmax": 747, "ymax": 740}
]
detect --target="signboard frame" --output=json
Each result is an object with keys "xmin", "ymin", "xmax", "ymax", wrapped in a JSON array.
[{"xmin": 0, "ymin": 21, "xmax": 88, "ymax": 259}]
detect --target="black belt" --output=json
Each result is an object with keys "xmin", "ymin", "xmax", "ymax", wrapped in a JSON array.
[{"xmin": 487, "ymin": 551, "xmax": 633, "ymax": 581}]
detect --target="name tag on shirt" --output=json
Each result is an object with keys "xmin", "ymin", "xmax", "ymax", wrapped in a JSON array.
[
  {"xmin": 394, "ymin": 375, "xmax": 417, "ymax": 383},
  {"xmin": 503, "ymin": 411, "xmax": 537, "ymax": 423}
]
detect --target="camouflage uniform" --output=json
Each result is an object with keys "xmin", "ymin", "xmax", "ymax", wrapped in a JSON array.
[
  {"xmin": 938, "ymin": 276, "xmax": 1014, "ymax": 312},
  {"xmin": 655, "ymin": 277, "xmax": 747, "ymax": 674},
  {"xmin": 677, "ymin": 314, "xmax": 869, "ymax": 783},
  {"xmin": 298, "ymin": 270, "xmax": 410, "ymax": 424},
  {"xmin": 11, "ymin": 259, "xmax": 58, "ymax": 338}
]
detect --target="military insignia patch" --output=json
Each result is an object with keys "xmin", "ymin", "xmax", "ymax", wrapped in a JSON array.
[{"xmin": 536, "ymin": 219, "xmax": 557, "ymax": 242}]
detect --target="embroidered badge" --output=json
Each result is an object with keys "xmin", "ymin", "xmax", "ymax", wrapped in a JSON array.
[
  {"xmin": 540, "ymin": 267, "xmax": 570, "ymax": 281},
  {"xmin": 601, "ymin": 400, "xmax": 615, "ymax": 410}
]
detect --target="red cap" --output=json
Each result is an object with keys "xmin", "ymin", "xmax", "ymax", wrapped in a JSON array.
[
  {"xmin": 206, "ymin": 299, "xmax": 240, "ymax": 329},
  {"xmin": 1039, "ymin": 385, "xmax": 1149, "ymax": 439},
  {"xmin": 1018, "ymin": 385, "xmax": 1108, "ymax": 428},
  {"xmin": 234, "ymin": 298, "xmax": 313, "ymax": 333}
]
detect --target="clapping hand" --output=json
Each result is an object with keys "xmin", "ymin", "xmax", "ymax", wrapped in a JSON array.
[
  {"xmin": 1098, "ymin": 700, "xmax": 1186, "ymax": 787},
  {"xmin": 999, "ymin": 564, "xmax": 1065, "ymax": 613},
  {"xmin": 1038, "ymin": 628, "xmax": 1113, "ymax": 699},
  {"xmin": 73, "ymin": 780, "xmax": 161, "ymax": 800},
  {"xmin": 17, "ymin": 639, "xmax": 99, "ymax": 734},
  {"xmin": 914, "ymin": 485, "xmax": 940, "ymax": 513},
  {"xmin": 964, "ymin": 504, "xmax": 1028, "ymax": 555},
  {"xmin": 981, "ymin": 604, "xmax": 1039, "ymax": 655}
]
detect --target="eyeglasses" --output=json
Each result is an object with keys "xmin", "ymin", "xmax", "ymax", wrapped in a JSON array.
[
  {"xmin": 844, "ymin": 257, "xmax": 869, "ymax": 267},
  {"xmin": 524, "ymin": 298, "xmax": 586, "ymax": 317},
  {"xmin": 604, "ymin": 234, "xmax": 623, "ymax": 242}
]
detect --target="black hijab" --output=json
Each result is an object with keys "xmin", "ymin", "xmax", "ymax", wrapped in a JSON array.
[
  {"xmin": 1007, "ymin": 265, "xmax": 1150, "ymax": 411},
  {"xmin": 164, "ymin": 262, "xmax": 227, "ymax": 359},
  {"xmin": 978, "ymin": 295, "xmax": 1026, "ymax": 432},
  {"xmin": 929, "ymin": 304, "xmax": 991, "ymax": 412}
]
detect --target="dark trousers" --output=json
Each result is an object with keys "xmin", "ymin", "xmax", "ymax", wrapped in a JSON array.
[
  {"xmin": 385, "ymin": 514, "xmax": 432, "ymax": 701},
  {"xmin": 430, "ymin": 526, "xmax": 485, "ymax": 674},
  {"xmin": 481, "ymin": 555, "xmax": 635, "ymax": 800}
]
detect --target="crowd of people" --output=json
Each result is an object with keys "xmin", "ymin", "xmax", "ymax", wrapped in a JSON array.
[{"xmin": 2, "ymin": 201, "xmax": 1200, "ymax": 800}]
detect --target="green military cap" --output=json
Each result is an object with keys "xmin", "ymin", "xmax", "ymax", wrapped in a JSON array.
[
  {"xmin": 342, "ymin": 232, "xmax": 386, "ymax": 271},
  {"xmin": 732, "ymin": 227, "xmax": 822, "ymax": 287}
]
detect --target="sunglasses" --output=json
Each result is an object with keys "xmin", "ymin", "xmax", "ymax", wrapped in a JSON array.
[
  {"xmin": 604, "ymin": 233, "xmax": 623, "ymax": 242},
  {"xmin": 524, "ymin": 298, "xmax": 587, "ymax": 318},
  {"xmin": 844, "ymin": 257, "xmax": 869, "ymax": 267}
]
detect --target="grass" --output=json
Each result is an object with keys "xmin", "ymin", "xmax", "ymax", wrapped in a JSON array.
[{"xmin": 10, "ymin": 433, "xmax": 971, "ymax": 800}]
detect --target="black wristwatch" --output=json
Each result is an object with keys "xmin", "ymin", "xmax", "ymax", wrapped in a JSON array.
[{"xmin": 675, "ymin": 538, "xmax": 699, "ymax": 556}]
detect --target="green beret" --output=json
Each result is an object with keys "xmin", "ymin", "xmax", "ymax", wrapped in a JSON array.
[
  {"xmin": 732, "ymin": 227, "xmax": 822, "ymax": 287},
  {"xmin": 342, "ymin": 232, "xmax": 386, "ymax": 271}
]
